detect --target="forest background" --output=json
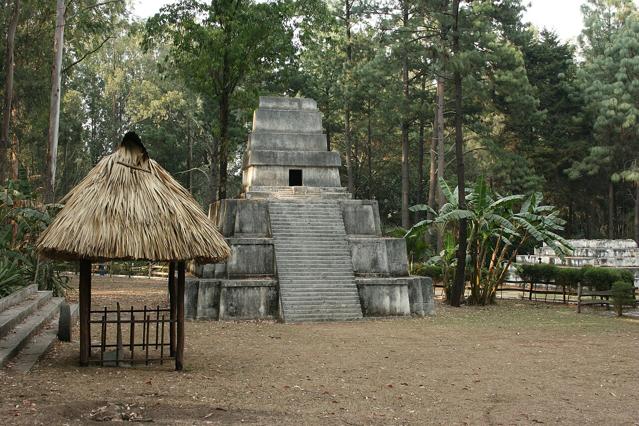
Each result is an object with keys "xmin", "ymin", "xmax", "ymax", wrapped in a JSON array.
[{"xmin": 2, "ymin": 0, "xmax": 639, "ymax": 246}]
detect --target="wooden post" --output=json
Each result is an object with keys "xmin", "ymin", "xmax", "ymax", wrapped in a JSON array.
[
  {"xmin": 79, "ymin": 259, "xmax": 92, "ymax": 366},
  {"xmin": 168, "ymin": 261, "xmax": 176, "ymax": 357},
  {"xmin": 577, "ymin": 283, "xmax": 582, "ymax": 314},
  {"xmin": 176, "ymin": 261, "xmax": 185, "ymax": 371}
]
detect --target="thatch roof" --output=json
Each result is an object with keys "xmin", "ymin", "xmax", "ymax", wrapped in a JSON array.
[{"xmin": 37, "ymin": 132, "xmax": 230, "ymax": 263}]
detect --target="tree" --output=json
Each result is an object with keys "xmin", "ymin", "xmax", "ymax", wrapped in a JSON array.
[
  {"xmin": 0, "ymin": 0, "xmax": 20, "ymax": 182},
  {"xmin": 145, "ymin": 0, "xmax": 297, "ymax": 202}
]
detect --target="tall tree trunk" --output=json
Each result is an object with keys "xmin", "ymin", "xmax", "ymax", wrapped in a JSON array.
[
  {"xmin": 218, "ymin": 91, "xmax": 230, "ymax": 200},
  {"xmin": 344, "ymin": 0, "xmax": 354, "ymax": 194},
  {"xmin": 367, "ymin": 99, "xmax": 373, "ymax": 199},
  {"xmin": 1, "ymin": 0, "xmax": 20, "ymax": 183},
  {"xmin": 209, "ymin": 139, "xmax": 219, "ymax": 206},
  {"xmin": 450, "ymin": 0, "xmax": 467, "ymax": 308},
  {"xmin": 187, "ymin": 119, "xmax": 193, "ymax": 191},
  {"xmin": 435, "ymin": 77, "xmax": 445, "ymax": 207},
  {"xmin": 634, "ymin": 183, "xmax": 639, "ymax": 244},
  {"xmin": 435, "ymin": 77, "xmax": 445, "ymax": 251},
  {"xmin": 44, "ymin": 0, "xmax": 66, "ymax": 203},
  {"xmin": 416, "ymin": 118, "xmax": 425, "ymax": 222},
  {"xmin": 427, "ymin": 107, "xmax": 437, "ymax": 219},
  {"xmin": 400, "ymin": 1, "xmax": 410, "ymax": 229},
  {"xmin": 608, "ymin": 180, "xmax": 614, "ymax": 239}
]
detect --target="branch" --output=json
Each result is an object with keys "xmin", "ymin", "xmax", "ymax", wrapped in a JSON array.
[{"xmin": 62, "ymin": 36, "xmax": 112, "ymax": 73}]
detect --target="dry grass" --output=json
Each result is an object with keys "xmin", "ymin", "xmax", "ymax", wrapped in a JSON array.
[
  {"xmin": 2, "ymin": 276, "xmax": 639, "ymax": 424},
  {"xmin": 36, "ymin": 140, "xmax": 230, "ymax": 263}
]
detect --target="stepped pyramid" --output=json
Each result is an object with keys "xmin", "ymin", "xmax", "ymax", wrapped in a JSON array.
[{"xmin": 187, "ymin": 96, "xmax": 434, "ymax": 322}]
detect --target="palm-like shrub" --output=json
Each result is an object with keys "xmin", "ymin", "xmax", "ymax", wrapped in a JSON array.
[{"xmin": 408, "ymin": 177, "xmax": 572, "ymax": 305}]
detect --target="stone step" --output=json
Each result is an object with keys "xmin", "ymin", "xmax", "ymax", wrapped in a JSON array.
[
  {"xmin": 0, "ymin": 297, "xmax": 63, "ymax": 367},
  {"xmin": 283, "ymin": 312, "xmax": 363, "ymax": 322},
  {"xmin": 0, "ymin": 291, "xmax": 53, "ymax": 339},
  {"xmin": 281, "ymin": 296, "xmax": 361, "ymax": 304},
  {"xmin": 7, "ymin": 322, "xmax": 59, "ymax": 373},
  {"xmin": 0, "ymin": 284, "xmax": 38, "ymax": 313}
]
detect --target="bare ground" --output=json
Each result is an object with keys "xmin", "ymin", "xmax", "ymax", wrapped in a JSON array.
[{"xmin": 1, "ymin": 276, "xmax": 638, "ymax": 425}]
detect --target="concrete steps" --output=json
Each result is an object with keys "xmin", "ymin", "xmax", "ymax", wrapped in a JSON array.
[
  {"xmin": 0, "ymin": 285, "xmax": 64, "ymax": 371},
  {"xmin": 269, "ymin": 201, "xmax": 363, "ymax": 322}
]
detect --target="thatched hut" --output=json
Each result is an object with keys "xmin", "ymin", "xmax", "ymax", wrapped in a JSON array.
[{"xmin": 37, "ymin": 132, "xmax": 230, "ymax": 370}]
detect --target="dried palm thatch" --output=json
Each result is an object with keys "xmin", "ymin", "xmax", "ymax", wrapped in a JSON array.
[{"xmin": 37, "ymin": 133, "xmax": 230, "ymax": 263}]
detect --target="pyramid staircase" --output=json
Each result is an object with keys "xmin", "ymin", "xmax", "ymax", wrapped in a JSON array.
[
  {"xmin": 0, "ymin": 284, "xmax": 65, "ymax": 372},
  {"xmin": 269, "ymin": 200, "xmax": 363, "ymax": 322}
]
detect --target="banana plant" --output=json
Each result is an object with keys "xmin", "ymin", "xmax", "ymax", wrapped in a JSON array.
[{"xmin": 408, "ymin": 177, "xmax": 572, "ymax": 305}]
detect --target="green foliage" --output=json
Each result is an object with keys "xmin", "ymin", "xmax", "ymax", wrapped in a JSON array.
[
  {"xmin": 517, "ymin": 264, "xmax": 559, "ymax": 284},
  {"xmin": 410, "ymin": 177, "xmax": 571, "ymax": 305},
  {"xmin": 611, "ymin": 280, "xmax": 636, "ymax": 316},
  {"xmin": 582, "ymin": 267, "xmax": 633, "ymax": 291},
  {"xmin": 412, "ymin": 264, "xmax": 443, "ymax": 280},
  {"xmin": 0, "ymin": 258, "xmax": 26, "ymax": 297},
  {"xmin": 554, "ymin": 268, "xmax": 583, "ymax": 289}
]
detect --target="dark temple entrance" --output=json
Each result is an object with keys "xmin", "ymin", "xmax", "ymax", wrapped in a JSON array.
[{"xmin": 289, "ymin": 169, "xmax": 302, "ymax": 186}]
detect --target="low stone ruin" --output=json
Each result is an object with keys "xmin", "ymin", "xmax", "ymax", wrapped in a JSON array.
[
  {"xmin": 516, "ymin": 239, "xmax": 639, "ymax": 286},
  {"xmin": 186, "ymin": 96, "xmax": 434, "ymax": 322}
]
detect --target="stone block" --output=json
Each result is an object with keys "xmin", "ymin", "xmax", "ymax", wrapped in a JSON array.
[
  {"xmin": 407, "ymin": 277, "xmax": 435, "ymax": 316},
  {"xmin": 244, "ymin": 150, "xmax": 341, "ymax": 168},
  {"xmin": 184, "ymin": 278, "xmax": 199, "ymax": 320},
  {"xmin": 350, "ymin": 238, "xmax": 389, "ymax": 275},
  {"xmin": 57, "ymin": 302, "xmax": 78, "ymax": 342},
  {"xmin": 226, "ymin": 239, "xmax": 275, "ymax": 277},
  {"xmin": 234, "ymin": 200, "xmax": 270, "ymax": 236},
  {"xmin": 249, "ymin": 132, "xmax": 327, "ymax": 152},
  {"xmin": 252, "ymin": 109, "xmax": 322, "ymax": 133},
  {"xmin": 356, "ymin": 278, "xmax": 410, "ymax": 316},
  {"xmin": 385, "ymin": 238, "xmax": 410, "ymax": 276},
  {"xmin": 243, "ymin": 165, "xmax": 341, "ymax": 188},
  {"xmin": 218, "ymin": 279, "xmax": 279, "ymax": 320},
  {"xmin": 196, "ymin": 279, "xmax": 221, "ymax": 320},
  {"xmin": 341, "ymin": 200, "xmax": 381, "ymax": 236},
  {"xmin": 259, "ymin": 96, "xmax": 317, "ymax": 110}
]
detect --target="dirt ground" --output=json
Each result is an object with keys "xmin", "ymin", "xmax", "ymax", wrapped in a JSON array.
[{"xmin": 1, "ymin": 276, "xmax": 638, "ymax": 425}]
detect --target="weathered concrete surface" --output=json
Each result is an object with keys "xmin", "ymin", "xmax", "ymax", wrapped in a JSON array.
[
  {"xmin": 341, "ymin": 200, "xmax": 381, "ymax": 236},
  {"xmin": 249, "ymin": 132, "xmax": 327, "ymax": 152},
  {"xmin": 185, "ymin": 278, "xmax": 200, "ymax": 320},
  {"xmin": 356, "ymin": 278, "xmax": 410, "ymax": 316},
  {"xmin": 348, "ymin": 237, "xmax": 410, "ymax": 277},
  {"xmin": 196, "ymin": 279, "xmax": 220, "ymax": 320},
  {"xmin": 253, "ymin": 109, "xmax": 322, "ymax": 133},
  {"xmin": 407, "ymin": 277, "xmax": 435, "ymax": 316},
  {"xmin": 244, "ymin": 150, "xmax": 341, "ymax": 167},
  {"xmin": 57, "ymin": 302, "xmax": 79, "ymax": 342},
  {"xmin": 218, "ymin": 279, "xmax": 278, "ymax": 320},
  {"xmin": 225, "ymin": 239, "xmax": 275, "ymax": 278},
  {"xmin": 243, "ymin": 165, "xmax": 342, "ymax": 189}
]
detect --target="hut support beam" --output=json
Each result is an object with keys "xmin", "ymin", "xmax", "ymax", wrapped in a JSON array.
[
  {"xmin": 176, "ymin": 261, "xmax": 185, "ymax": 371},
  {"xmin": 168, "ymin": 261, "xmax": 176, "ymax": 357},
  {"xmin": 79, "ymin": 259, "xmax": 92, "ymax": 366}
]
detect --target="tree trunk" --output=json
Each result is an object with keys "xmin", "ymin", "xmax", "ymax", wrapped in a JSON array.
[
  {"xmin": 427, "ymin": 81, "xmax": 438, "ymax": 219},
  {"xmin": 435, "ymin": 77, "xmax": 445, "ymax": 251},
  {"xmin": 367, "ymin": 99, "xmax": 373, "ymax": 199},
  {"xmin": 187, "ymin": 119, "xmax": 193, "ymax": 191},
  {"xmin": 44, "ymin": 0, "xmax": 66, "ymax": 203},
  {"xmin": 416, "ymin": 118, "xmax": 425, "ymax": 221},
  {"xmin": 634, "ymin": 183, "xmax": 639, "ymax": 244},
  {"xmin": 209, "ymin": 138, "xmax": 219, "ymax": 206},
  {"xmin": 400, "ymin": 2, "xmax": 410, "ymax": 229},
  {"xmin": 450, "ymin": 0, "xmax": 467, "ymax": 308},
  {"xmin": 608, "ymin": 180, "xmax": 614, "ymax": 239},
  {"xmin": 344, "ymin": 0, "xmax": 354, "ymax": 194},
  {"xmin": 218, "ymin": 91, "xmax": 230, "ymax": 200},
  {"xmin": 1, "ymin": 0, "xmax": 20, "ymax": 183}
]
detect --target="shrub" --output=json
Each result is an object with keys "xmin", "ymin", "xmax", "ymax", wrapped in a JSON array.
[
  {"xmin": 0, "ymin": 258, "xmax": 26, "ymax": 297},
  {"xmin": 582, "ymin": 267, "xmax": 633, "ymax": 291},
  {"xmin": 518, "ymin": 263, "xmax": 558, "ymax": 283},
  {"xmin": 611, "ymin": 281, "xmax": 636, "ymax": 317},
  {"xmin": 554, "ymin": 268, "xmax": 583, "ymax": 289},
  {"xmin": 412, "ymin": 263, "xmax": 443, "ymax": 280}
]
